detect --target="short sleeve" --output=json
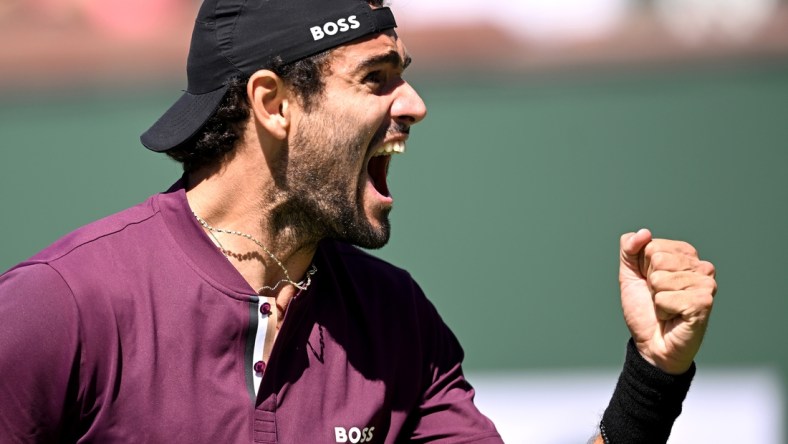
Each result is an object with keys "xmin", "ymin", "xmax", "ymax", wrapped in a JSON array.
[
  {"xmin": 0, "ymin": 263, "xmax": 82, "ymax": 442},
  {"xmin": 406, "ymin": 286, "xmax": 503, "ymax": 443}
]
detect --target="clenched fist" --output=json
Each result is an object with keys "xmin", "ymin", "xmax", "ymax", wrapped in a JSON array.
[{"xmin": 619, "ymin": 228, "xmax": 716, "ymax": 375}]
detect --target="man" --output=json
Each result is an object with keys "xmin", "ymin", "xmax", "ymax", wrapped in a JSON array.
[{"xmin": 0, "ymin": 0, "xmax": 716, "ymax": 443}]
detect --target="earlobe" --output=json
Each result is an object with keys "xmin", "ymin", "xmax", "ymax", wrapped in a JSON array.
[{"xmin": 248, "ymin": 70, "xmax": 290, "ymax": 140}]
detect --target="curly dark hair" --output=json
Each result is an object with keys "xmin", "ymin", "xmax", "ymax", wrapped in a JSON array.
[
  {"xmin": 168, "ymin": 0, "xmax": 387, "ymax": 173},
  {"xmin": 166, "ymin": 51, "xmax": 333, "ymax": 173}
]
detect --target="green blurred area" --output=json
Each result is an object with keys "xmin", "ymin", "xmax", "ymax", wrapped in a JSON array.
[{"xmin": 1, "ymin": 62, "xmax": 787, "ymax": 396}]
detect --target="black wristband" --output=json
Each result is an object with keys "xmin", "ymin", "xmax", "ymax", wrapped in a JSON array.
[{"xmin": 600, "ymin": 339, "xmax": 696, "ymax": 444}]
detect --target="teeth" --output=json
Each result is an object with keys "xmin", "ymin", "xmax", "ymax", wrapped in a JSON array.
[{"xmin": 372, "ymin": 141, "xmax": 406, "ymax": 157}]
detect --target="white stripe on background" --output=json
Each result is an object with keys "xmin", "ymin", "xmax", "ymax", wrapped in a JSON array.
[{"xmin": 469, "ymin": 368, "xmax": 783, "ymax": 444}]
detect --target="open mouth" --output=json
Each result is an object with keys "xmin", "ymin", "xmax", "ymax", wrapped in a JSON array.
[{"xmin": 367, "ymin": 141, "xmax": 406, "ymax": 198}]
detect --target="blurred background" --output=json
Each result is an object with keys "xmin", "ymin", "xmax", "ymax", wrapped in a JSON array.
[{"xmin": 1, "ymin": 0, "xmax": 787, "ymax": 442}]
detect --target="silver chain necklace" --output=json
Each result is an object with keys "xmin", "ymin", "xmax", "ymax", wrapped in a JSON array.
[{"xmin": 192, "ymin": 211, "xmax": 317, "ymax": 293}]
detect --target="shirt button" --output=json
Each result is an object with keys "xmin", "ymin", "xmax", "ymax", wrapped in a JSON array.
[
  {"xmin": 254, "ymin": 361, "xmax": 266, "ymax": 373},
  {"xmin": 260, "ymin": 302, "xmax": 272, "ymax": 316}
]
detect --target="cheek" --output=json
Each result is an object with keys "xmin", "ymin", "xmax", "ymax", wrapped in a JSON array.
[
  {"xmin": 294, "ymin": 102, "xmax": 381, "ymax": 181},
  {"xmin": 329, "ymin": 124, "xmax": 374, "ymax": 174}
]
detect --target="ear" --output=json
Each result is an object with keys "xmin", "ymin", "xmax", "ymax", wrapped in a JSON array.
[{"xmin": 247, "ymin": 70, "xmax": 290, "ymax": 140}]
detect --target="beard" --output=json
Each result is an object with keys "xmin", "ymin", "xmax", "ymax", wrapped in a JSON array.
[{"xmin": 267, "ymin": 111, "xmax": 391, "ymax": 250}]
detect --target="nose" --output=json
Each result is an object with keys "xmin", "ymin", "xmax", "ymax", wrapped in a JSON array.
[{"xmin": 391, "ymin": 80, "xmax": 427, "ymax": 126}]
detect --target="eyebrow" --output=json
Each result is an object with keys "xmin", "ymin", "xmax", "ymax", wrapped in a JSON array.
[{"xmin": 353, "ymin": 50, "xmax": 412, "ymax": 74}]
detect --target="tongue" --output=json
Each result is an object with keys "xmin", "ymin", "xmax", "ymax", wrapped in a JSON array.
[{"xmin": 368, "ymin": 156, "xmax": 390, "ymax": 197}]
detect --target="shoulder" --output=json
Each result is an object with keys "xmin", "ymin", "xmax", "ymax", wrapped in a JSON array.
[
  {"xmin": 0, "ymin": 191, "xmax": 171, "ymax": 320},
  {"xmin": 0, "ymin": 261, "xmax": 74, "ymax": 302},
  {"xmin": 0, "ymin": 262, "xmax": 82, "ymax": 440},
  {"xmin": 0, "ymin": 262, "xmax": 81, "ymax": 367},
  {"xmin": 1, "ymin": 192, "xmax": 171, "ymax": 308},
  {"xmin": 0, "ymin": 262, "xmax": 80, "ymax": 338},
  {"xmin": 18, "ymin": 195, "xmax": 160, "ymax": 268}
]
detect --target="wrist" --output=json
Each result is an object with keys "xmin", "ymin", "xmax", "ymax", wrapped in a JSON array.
[
  {"xmin": 600, "ymin": 338, "xmax": 695, "ymax": 444},
  {"xmin": 634, "ymin": 342, "xmax": 693, "ymax": 376}
]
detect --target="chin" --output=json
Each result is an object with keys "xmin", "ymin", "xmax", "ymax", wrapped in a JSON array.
[
  {"xmin": 337, "ymin": 210, "xmax": 391, "ymax": 250},
  {"xmin": 351, "ymin": 234, "xmax": 390, "ymax": 250}
]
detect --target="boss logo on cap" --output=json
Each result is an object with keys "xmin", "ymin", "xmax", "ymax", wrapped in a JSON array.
[{"xmin": 310, "ymin": 15, "xmax": 361, "ymax": 41}]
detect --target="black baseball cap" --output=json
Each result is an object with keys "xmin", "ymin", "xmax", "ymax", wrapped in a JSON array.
[{"xmin": 141, "ymin": 0, "xmax": 397, "ymax": 152}]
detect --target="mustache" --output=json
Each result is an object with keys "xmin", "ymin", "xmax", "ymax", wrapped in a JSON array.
[{"xmin": 369, "ymin": 122, "xmax": 410, "ymax": 148}]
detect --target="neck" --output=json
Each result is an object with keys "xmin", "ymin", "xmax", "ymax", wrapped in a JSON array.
[{"xmin": 184, "ymin": 155, "xmax": 318, "ymax": 295}]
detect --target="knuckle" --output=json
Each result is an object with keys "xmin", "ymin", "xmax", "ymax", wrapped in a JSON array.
[
  {"xmin": 699, "ymin": 260, "xmax": 716, "ymax": 277},
  {"xmin": 693, "ymin": 276, "xmax": 717, "ymax": 297},
  {"xmin": 697, "ymin": 291, "xmax": 715, "ymax": 308},
  {"xmin": 644, "ymin": 241, "xmax": 658, "ymax": 258},
  {"xmin": 650, "ymin": 251, "xmax": 668, "ymax": 269},
  {"xmin": 653, "ymin": 290, "xmax": 672, "ymax": 304},
  {"xmin": 648, "ymin": 270, "xmax": 668, "ymax": 288},
  {"xmin": 677, "ymin": 240, "xmax": 698, "ymax": 257}
]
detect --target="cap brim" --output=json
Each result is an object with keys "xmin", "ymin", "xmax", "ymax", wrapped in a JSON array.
[{"xmin": 140, "ymin": 85, "xmax": 230, "ymax": 152}]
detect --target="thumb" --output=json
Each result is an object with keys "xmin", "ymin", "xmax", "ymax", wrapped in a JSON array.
[{"xmin": 619, "ymin": 228, "xmax": 652, "ymax": 279}]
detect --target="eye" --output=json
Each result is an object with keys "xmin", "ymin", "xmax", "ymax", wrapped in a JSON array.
[{"xmin": 362, "ymin": 70, "xmax": 386, "ymax": 88}]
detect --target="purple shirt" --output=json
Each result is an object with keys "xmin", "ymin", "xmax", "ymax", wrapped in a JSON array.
[{"xmin": 0, "ymin": 183, "xmax": 501, "ymax": 443}]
